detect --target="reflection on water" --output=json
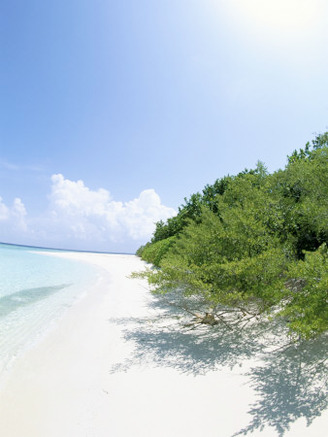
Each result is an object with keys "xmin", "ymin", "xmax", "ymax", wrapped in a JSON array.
[{"xmin": 0, "ymin": 284, "xmax": 71, "ymax": 318}]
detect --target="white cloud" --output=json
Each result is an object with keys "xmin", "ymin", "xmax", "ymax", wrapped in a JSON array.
[
  {"xmin": 45, "ymin": 174, "xmax": 175, "ymax": 250},
  {"xmin": 120, "ymin": 189, "xmax": 173, "ymax": 240},
  {"xmin": 50, "ymin": 174, "xmax": 113, "ymax": 216},
  {"xmin": 0, "ymin": 174, "xmax": 175, "ymax": 251},
  {"xmin": 12, "ymin": 198, "xmax": 27, "ymax": 230},
  {"xmin": 0, "ymin": 196, "xmax": 27, "ymax": 241},
  {"xmin": 0, "ymin": 197, "xmax": 9, "ymax": 220}
]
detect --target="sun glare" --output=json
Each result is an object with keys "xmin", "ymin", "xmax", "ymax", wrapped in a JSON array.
[
  {"xmin": 243, "ymin": 0, "xmax": 317, "ymax": 29},
  {"xmin": 224, "ymin": 0, "xmax": 321, "ymax": 41}
]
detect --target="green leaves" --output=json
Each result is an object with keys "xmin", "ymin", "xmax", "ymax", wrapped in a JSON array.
[
  {"xmin": 137, "ymin": 236, "xmax": 176, "ymax": 267},
  {"xmin": 137, "ymin": 133, "xmax": 328, "ymax": 338},
  {"xmin": 280, "ymin": 244, "xmax": 328, "ymax": 339}
]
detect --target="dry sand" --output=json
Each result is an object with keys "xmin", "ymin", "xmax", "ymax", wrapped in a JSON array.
[{"xmin": 0, "ymin": 252, "xmax": 327, "ymax": 437}]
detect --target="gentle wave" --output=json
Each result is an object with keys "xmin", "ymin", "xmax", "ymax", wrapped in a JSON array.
[{"xmin": 0, "ymin": 243, "xmax": 101, "ymax": 378}]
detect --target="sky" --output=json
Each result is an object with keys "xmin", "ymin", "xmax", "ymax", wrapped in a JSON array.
[{"xmin": 1, "ymin": 0, "xmax": 328, "ymax": 252}]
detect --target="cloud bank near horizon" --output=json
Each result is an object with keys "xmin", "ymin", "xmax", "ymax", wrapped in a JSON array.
[{"xmin": 0, "ymin": 174, "xmax": 176, "ymax": 252}]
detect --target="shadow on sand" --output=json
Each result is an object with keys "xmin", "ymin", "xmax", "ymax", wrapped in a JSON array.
[{"xmin": 109, "ymin": 292, "xmax": 328, "ymax": 437}]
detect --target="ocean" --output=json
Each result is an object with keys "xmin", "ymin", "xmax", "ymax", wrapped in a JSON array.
[{"xmin": 0, "ymin": 243, "xmax": 101, "ymax": 377}]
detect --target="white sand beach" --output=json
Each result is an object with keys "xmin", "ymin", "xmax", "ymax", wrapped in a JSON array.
[{"xmin": 0, "ymin": 252, "xmax": 327, "ymax": 437}]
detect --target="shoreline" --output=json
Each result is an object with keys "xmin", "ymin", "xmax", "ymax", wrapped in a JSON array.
[{"xmin": 0, "ymin": 251, "xmax": 327, "ymax": 436}]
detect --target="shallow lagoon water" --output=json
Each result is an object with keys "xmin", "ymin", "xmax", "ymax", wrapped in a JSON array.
[{"xmin": 0, "ymin": 243, "xmax": 102, "ymax": 376}]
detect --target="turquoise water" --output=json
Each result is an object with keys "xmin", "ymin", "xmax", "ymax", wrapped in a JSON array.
[{"xmin": 0, "ymin": 243, "xmax": 101, "ymax": 375}]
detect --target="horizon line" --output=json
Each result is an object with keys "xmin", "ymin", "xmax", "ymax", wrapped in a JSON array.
[{"xmin": 0, "ymin": 241, "xmax": 135, "ymax": 256}]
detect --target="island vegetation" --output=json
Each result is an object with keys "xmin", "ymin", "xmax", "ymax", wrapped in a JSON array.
[{"xmin": 135, "ymin": 133, "xmax": 328, "ymax": 340}]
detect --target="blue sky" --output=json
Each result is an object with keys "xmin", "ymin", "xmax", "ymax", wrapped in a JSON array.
[{"xmin": 1, "ymin": 0, "xmax": 328, "ymax": 252}]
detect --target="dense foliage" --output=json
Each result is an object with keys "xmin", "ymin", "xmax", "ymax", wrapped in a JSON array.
[{"xmin": 136, "ymin": 134, "xmax": 328, "ymax": 339}]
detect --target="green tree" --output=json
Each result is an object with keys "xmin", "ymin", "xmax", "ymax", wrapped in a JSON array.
[
  {"xmin": 136, "ymin": 133, "xmax": 328, "ymax": 338},
  {"xmin": 142, "ymin": 176, "xmax": 287, "ymax": 322},
  {"xmin": 280, "ymin": 244, "xmax": 328, "ymax": 338}
]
